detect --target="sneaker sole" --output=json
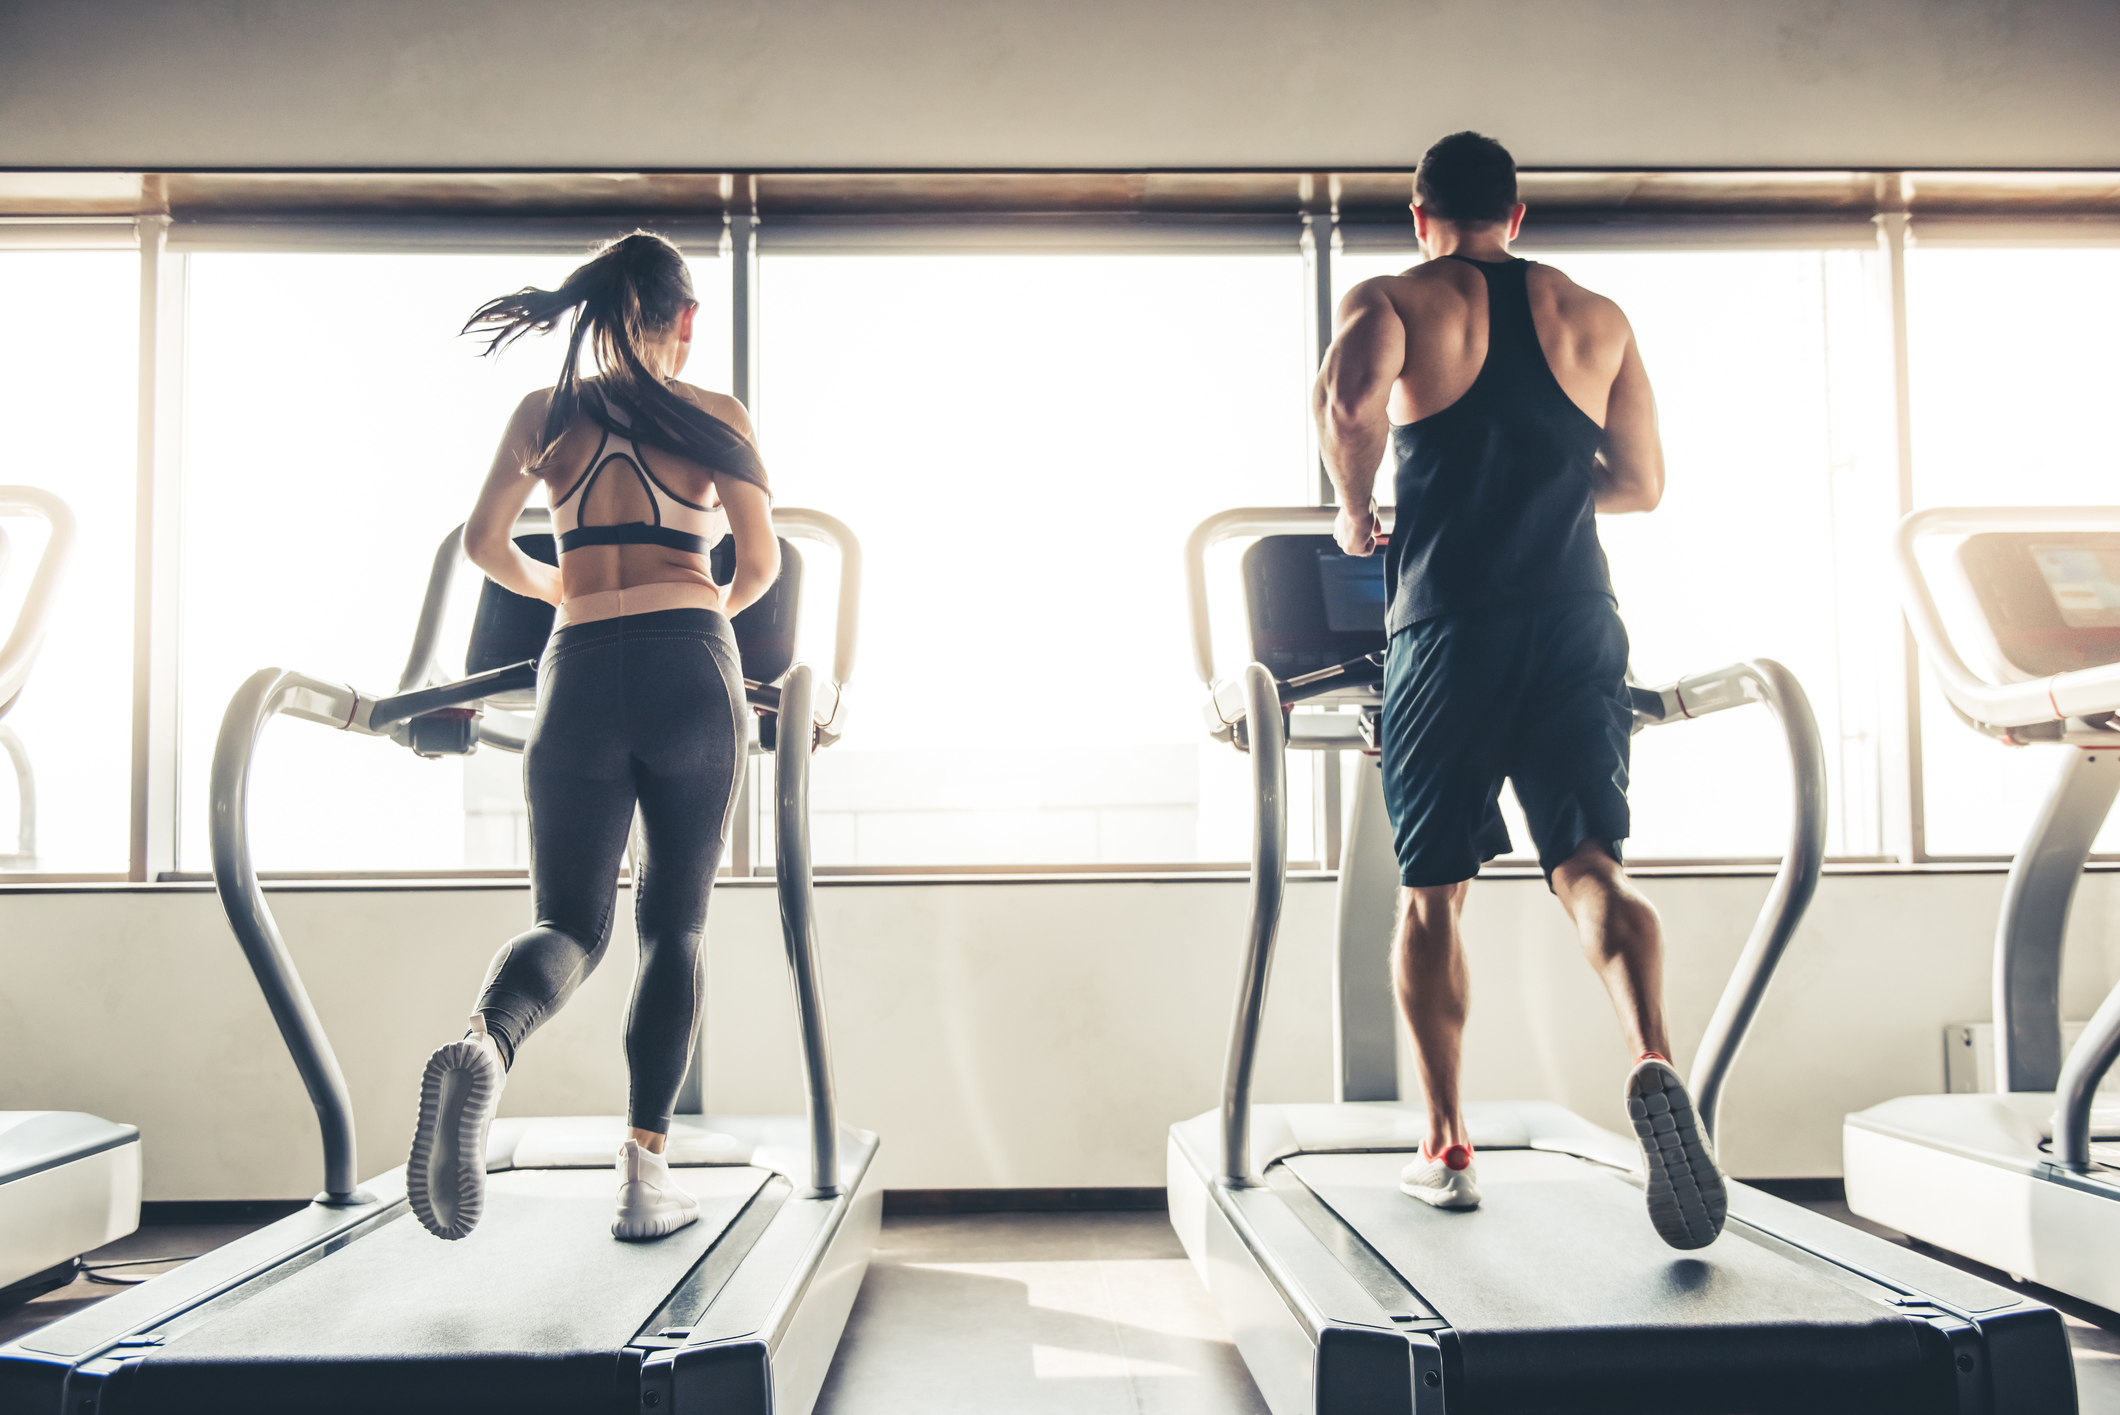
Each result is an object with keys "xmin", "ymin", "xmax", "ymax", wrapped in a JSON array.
[
  {"xmin": 1400, "ymin": 1186, "xmax": 1481, "ymax": 1210},
  {"xmin": 613, "ymin": 1200, "xmax": 702, "ymax": 1241},
  {"xmin": 407, "ymin": 1040, "xmax": 500, "ymax": 1241},
  {"xmin": 1627, "ymin": 1062, "xmax": 1728, "ymax": 1250}
]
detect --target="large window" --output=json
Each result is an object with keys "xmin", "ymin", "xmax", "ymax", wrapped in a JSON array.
[
  {"xmin": 1907, "ymin": 246, "xmax": 2120, "ymax": 858},
  {"xmin": 22, "ymin": 200, "xmax": 2116, "ymax": 881},
  {"xmin": 758, "ymin": 252, "xmax": 1316, "ymax": 868},
  {"xmin": 1333, "ymin": 244, "xmax": 1897, "ymax": 860},
  {"xmin": 176, "ymin": 249, "xmax": 731, "ymax": 873},
  {"xmin": 0, "ymin": 251, "xmax": 138, "ymax": 874}
]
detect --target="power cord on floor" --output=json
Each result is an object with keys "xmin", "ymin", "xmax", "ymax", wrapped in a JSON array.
[{"xmin": 78, "ymin": 1255, "xmax": 201, "ymax": 1286}]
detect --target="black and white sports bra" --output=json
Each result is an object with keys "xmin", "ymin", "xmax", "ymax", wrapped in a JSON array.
[
  {"xmin": 551, "ymin": 404, "xmax": 730, "ymax": 555},
  {"xmin": 548, "ymin": 404, "xmax": 732, "ymax": 628}
]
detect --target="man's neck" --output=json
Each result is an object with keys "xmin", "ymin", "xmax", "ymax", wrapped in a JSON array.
[{"xmin": 1422, "ymin": 227, "xmax": 1511, "ymax": 262}]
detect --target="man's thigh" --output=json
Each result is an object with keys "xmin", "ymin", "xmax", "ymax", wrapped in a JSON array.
[
  {"xmin": 1504, "ymin": 596, "xmax": 1636, "ymax": 880},
  {"xmin": 1381, "ymin": 614, "xmax": 1528, "ymax": 887}
]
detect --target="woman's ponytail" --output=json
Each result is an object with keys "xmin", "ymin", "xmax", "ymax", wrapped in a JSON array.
[{"xmin": 463, "ymin": 231, "xmax": 770, "ymax": 495}]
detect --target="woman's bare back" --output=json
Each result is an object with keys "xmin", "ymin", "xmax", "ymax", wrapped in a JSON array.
[{"xmin": 530, "ymin": 382, "xmax": 745, "ymax": 609}]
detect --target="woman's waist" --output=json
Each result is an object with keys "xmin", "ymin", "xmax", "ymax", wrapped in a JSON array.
[{"xmin": 554, "ymin": 579, "xmax": 726, "ymax": 628}]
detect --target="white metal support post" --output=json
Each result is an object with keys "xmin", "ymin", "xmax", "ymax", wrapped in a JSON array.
[
  {"xmin": 129, "ymin": 216, "xmax": 185, "ymax": 882},
  {"xmin": 725, "ymin": 207, "xmax": 765, "ymax": 876},
  {"xmin": 1875, "ymin": 179, "xmax": 1925, "ymax": 863},
  {"xmin": 1303, "ymin": 209, "xmax": 1348, "ymax": 869}
]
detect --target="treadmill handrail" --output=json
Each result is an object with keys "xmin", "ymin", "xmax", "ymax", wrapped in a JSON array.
[
  {"xmin": 1895, "ymin": 505, "xmax": 2120, "ymax": 727},
  {"xmin": 1221, "ymin": 663, "xmax": 1288, "ymax": 1185},
  {"xmin": 1211, "ymin": 651, "xmax": 1824, "ymax": 1168},
  {"xmin": 0, "ymin": 486, "xmax": 77, "ymax": 711},
  {"xmin": 1184, "ymin": 506, "xmax": 1396, "ymax": 687},
  {"xmin": 775, "ymin": 662, "xmax": 843, "ymax": 1198},
  {"xmin": 211, "ymin": 667, "xmax": 376, "ymax": 1205},
  {"xmin": 1676, "ymin": 659, "xmax": 1828, "ymax": 1142},
  {"xmin": 401, "ymin": 506, "xmax": 863, "ymax": 695}
]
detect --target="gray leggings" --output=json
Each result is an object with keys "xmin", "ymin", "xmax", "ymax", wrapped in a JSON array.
[{"xmin": 474, "ymin": 608, "xmax": 745, "ymax": 1133}]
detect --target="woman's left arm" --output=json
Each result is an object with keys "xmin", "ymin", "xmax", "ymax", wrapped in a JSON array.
[{"xmin": 466, "ymin": 392, "xmax": 564, "ymax": 605}]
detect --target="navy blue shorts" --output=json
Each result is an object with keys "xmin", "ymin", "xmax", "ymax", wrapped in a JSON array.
[{"xmin": 1381, "ymin": 593, "xmax": 1634, "ymax": 887}]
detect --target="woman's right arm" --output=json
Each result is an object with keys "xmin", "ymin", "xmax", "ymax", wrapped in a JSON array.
[
  {"xmin": 465, "ymin": 391, "xmax": 564, "ymax": 605},
  {"xmin": 717, "ymin": 475, "xmax": 780, "ymax": 617}
]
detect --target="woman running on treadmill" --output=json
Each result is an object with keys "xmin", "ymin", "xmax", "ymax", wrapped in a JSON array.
[{"xmin": 405, "ymin": 231, "xmax": 779, "ymax": 1242}]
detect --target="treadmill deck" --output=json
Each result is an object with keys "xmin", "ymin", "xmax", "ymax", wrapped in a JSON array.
[
  {"xmin": 118, "ymin": 1167, "xmax": 772, "ymax": 1412},
  {"xmin": 1286, "ymin": 1150, "xmax": 1929, "ymax": 1406}
]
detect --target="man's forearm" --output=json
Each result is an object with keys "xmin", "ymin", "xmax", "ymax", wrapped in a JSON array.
[{"xmin": 1320, "ymin": 419, "xmax": 1386, "ymax": 511}]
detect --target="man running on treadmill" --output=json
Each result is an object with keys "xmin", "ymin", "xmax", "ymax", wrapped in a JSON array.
[{"xmin": 1315, "ymin": 131, "xmax": 1726, "ymax": 1250}]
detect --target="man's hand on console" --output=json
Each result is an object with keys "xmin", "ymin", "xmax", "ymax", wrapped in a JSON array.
[{"xmin": 1335, "ymin": 502, "xmax": 1380, "ymax": 557}]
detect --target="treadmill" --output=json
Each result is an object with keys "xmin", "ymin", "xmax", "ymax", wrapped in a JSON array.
[
  {"xmin": 1168, "ymin": 507, "xmax": 2077, "ymax": 1415},
  {"xmin": 0, "ymin": 508, "xmax": 878, "ymax": 1415},
  {"xmin": 1847, "ymin": 507, "xmax": 2120, "ymax": 1313},
  {"xmin": 0, "ymin": 486, "xmax": 144, "ymax": 1310}
]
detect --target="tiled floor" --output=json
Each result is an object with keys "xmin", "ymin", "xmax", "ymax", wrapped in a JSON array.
[
  {"xmin": 813, "ymin": 1211, "xmax": 1267, "ymax": 1415},
  {"xmin": 8, "ymin": 1199, "xmax": 2120, "ymax": 1411},
  {"xmin": 0, "ymin": 1222, "xmax": 257, "ymax": 1347}
]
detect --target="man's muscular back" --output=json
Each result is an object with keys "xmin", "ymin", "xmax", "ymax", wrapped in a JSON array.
[{"xmin": 1326, "ymin": 258, "xmax": 1663, "ymax": 519}]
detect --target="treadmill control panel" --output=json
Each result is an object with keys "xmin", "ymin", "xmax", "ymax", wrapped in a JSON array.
[
  {"xmin": 1956, "ymin": 532, "xmax": 2120, "ymax": 678},
  {"xmin": 1242, "ymin": 534, "xmax": 1389, "ymax": 678}
]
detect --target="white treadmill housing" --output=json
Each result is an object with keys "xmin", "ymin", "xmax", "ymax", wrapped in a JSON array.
[
  {"xmin": 1846, "ymin": 505, "xmax": 2120, "ymax": 1312},
  {"xmin": 0, "ymin": 1113, "xmax": 141, "ymax": 1303}
]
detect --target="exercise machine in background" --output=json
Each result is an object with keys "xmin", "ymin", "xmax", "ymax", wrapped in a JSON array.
[
  {"xmin": 0, "ymin": 508, "xmax": 873, "ymax": 1415},
  {"xmin": 0, "ymin": 486, "xmax": 143, "ymax": 1315},
  {"xmin": 1168, "ymin": 506, "xmax": 2075, "ymax": 1415},
  {"xmin": 1848, "ymin": 507, "xmax": 2120, "ymax": 1312}
]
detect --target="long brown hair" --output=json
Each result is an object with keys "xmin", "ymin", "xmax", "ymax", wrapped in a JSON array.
[{"xmin": 463, "ymin": 230, "xmax": 769, "ymax": 493}]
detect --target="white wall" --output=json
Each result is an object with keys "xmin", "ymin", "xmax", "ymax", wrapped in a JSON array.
[
  {"xmin": 3, "ymin": 870, "xmax": 2115, "ymax": 1200},
  {"xmin": 1, "ymin": 0, "xmax": 2115, "ymax": 170}
]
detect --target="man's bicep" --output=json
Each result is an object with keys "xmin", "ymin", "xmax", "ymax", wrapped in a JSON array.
[
  {"xmin": 1606, "ymin": 337, "xmax": 1661, "ymax": 454},
  {"xmin": 1322, "ymin": 281, "xmax": 1406, "ymax": 411}
]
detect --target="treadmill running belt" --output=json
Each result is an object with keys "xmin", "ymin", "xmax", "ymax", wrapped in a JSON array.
[
  {"xmin": 1285, "ymin": 1151, "xmax": 1940, "ymax": 1414},
  {"xmin": 116, "ymin": 1166, "xmax": 772, "ymax": 1415}
]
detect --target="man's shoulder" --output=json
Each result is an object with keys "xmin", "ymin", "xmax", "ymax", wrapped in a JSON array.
[
  {"xmin": 1524, "ymin": 261, "xmax": 1629, "ymax": 330},
  {"xmin": 1354, "ymin": 262, "xmax": 1484, "ymax": 315}
]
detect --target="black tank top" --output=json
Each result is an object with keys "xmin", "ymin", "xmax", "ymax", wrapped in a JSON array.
[{"xmin": 1382, "ymin": 255, "xmax": 1613, "ymax": 634}]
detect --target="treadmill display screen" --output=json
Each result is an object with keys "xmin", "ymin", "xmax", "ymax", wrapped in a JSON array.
[
  {"xmin": 2031, "ymin": 544, "xmax": 2120, "ymax": 628},
  {"xmin": 1316, "ymin": 549, "xmax": 1388, "ymax": 634}
]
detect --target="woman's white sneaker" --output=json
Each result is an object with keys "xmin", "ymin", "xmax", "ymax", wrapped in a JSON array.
[
  {"xmin": 1400, "ymin": 1142, "xmax": 1482, "ymax": 1209},
  {"xmin": 613, "ymin": 1139, "xmax": 700, "ymax": 1240},
  {"xmin": 407, "ymin": 1014, "xmax": 506, "ymax": 1241},
  {"xmin": 1627, "ymin": 1053, "xmax": 1728, "ymax": 1250}
]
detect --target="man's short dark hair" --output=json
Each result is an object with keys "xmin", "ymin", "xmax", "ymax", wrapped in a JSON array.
[{"xmin": 1414, "ymin": 132, "xmax": 1518, "ymax": 225}]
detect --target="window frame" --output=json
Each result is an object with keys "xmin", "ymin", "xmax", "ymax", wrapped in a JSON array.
[{"xmin": 3, "ymin": 182, "xmax": 2111, "ymax": 880}]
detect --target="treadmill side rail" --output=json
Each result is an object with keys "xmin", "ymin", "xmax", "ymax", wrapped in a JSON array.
[
  {"xmin": 1170, "ymin": 1125, "xmax": 1446, "ymax": 1415},
  {"xmin": 646, "ymin": 1134, "xmax": 882, "ymax": 1415}
]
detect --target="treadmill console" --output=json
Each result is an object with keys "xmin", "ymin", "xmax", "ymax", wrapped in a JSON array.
[
  {"xmin": 1241, "ymin": 534, "xmax": 1389, "ymax": 679},
  {"xmin": 1955, "ymin": 532, "xmax": 2120, "ymax": 679},
  {"xmin": 466, "ymin": 532, "xmax": 804, "ymax": 685}
]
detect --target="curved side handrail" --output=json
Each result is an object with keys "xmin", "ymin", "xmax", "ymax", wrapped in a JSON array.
[
  {"xmin": 400, "ymin": 510, "xmax": 553, "ymax": 692},
  {"xmin": 1895, "ymin": 506, "xmax": 2120, "ymax": 728},
  {"xmin": 0, "ymin": 487, "xmax": 77, "ymax": 709},
  {"xmin": 211, "ymin": 667, "xmax": 374, "ymax": 1206},
  {"xmin": 2057, "ymin": 978, "xmax": 2120, "ymax": 1172},
  {"xmin": 0, "ymin": 724, "xmax": 33, "ymax": 864},
  {"xmin": 1678, "ymin": 660, "xmax": 1828, "ymax": 1143},
  {"xmin": 775, "ymin": 663, "xmax": 842, "ymax": 1198},
  {"xmin": 1220, "ymin": 663, "xmax": 1288, "ymax": 1185},
  {"xmin": 1185, "ymin": 506, "xmax": 1395, "ymax": 686},
  {"xmin": 772, "ymin": 508, "xmax": 863, "ymax": 692}
]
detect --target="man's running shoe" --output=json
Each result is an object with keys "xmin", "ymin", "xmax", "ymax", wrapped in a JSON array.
[
  {"xmin": 613, "ymin": 1139, "xmax": 701, "ymax": 1240},
  {"xmin": 1400, "ymin": 1141, "xmax": 1482, "ymax": 1209},
  {"xmin": 1627, "ymin": 1053, "xmax": 1727, "ymax": 1250},
  {"xmin": 407, "ymin": 1014, "xmax": 506, "ymax": 1241}
]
